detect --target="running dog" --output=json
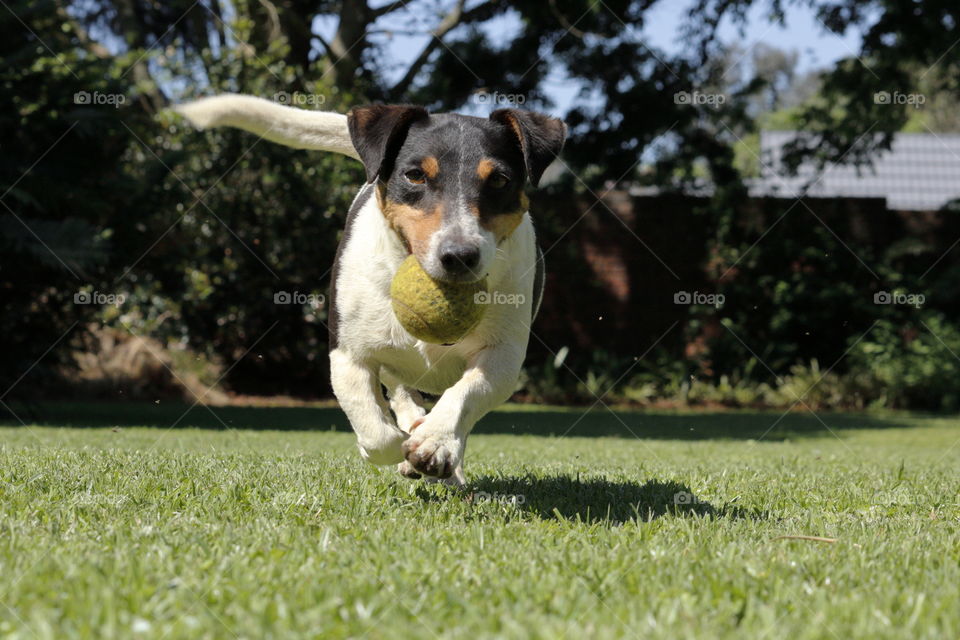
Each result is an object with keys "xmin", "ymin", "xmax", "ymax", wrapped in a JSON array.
[{"xmin": 177, "ymin": 95, "xmax": 566, "ymax": 485}]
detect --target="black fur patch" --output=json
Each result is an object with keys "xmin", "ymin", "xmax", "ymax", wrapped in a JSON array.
[{"xmin": 378, "ymin": 113, "xmax": 530, "ymax": 232}]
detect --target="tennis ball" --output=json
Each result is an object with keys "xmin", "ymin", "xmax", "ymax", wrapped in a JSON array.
[{"xmin": 390, "ymin": 255, "xmax": 488, "ymax": 344}]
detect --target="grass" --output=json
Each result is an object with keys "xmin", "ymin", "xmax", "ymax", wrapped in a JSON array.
[{"xmin": 1, "ymin": 402, "xmax": 958, "ymax": 639}]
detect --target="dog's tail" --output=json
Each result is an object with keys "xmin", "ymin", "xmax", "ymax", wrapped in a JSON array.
[{"xmin": 174, "ymin": 94, "xmax": 360, "ymax": 160}]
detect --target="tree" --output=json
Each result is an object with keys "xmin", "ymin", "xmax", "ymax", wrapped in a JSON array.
[
  {"xmin": 3, "ymin": 0, "xmax": 959, "ymax": 401},
  {"xmin": 777, "ymin": 0, "xmax": 960, "ymax": 169}
]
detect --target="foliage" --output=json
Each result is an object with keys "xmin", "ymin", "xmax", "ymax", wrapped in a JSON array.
[
  {"xmin": 779, "ymin": 0, "xmax": 960, "ymax": 170},
  {"xmin": 2, "ymin": 0, "xmax": 959, "ymax": 408},
  {"xmin": 847, "ymin": 314, "xmax": 960, "ymax": 411}
]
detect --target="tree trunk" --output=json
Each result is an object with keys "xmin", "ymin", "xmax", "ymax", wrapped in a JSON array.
[{"xmin": 323, "ymin": 0, "xmax": 371, "ymax": 92}]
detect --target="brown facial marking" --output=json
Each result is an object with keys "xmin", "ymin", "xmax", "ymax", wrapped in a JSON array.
[
  {"xmin": 382, "ymin": 199, "xmax": 442, "ymax": 257},
  {"xmin": 421, "ymin": 156, "xmax": 439, "ymax": 180},
  {"xmin": 482, "ymin": 211, "xmax": 525, "ymax": 242},
  {"xmin": 476, "ymin": 193, "xmax": 529, "ymax": 242},
  {"xmin": 476, "ymin": 158, "xmax": 496, "ymax": 181}
]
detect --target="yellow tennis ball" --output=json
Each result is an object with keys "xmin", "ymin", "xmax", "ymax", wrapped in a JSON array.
[{"xmin": 390, "ymin": 255, "xmax": 488, "ymax": 344}]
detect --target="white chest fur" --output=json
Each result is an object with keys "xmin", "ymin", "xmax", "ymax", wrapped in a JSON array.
[{"xmin": 332, "ymin": 187, "xmax": 537, "ymax": 395}]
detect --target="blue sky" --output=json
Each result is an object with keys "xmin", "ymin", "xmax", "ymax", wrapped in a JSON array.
[
  {"xmin": 641, "ymin": 0, "xmax": 864, "ymax": 72},
  {"xmin": 315, "ymin": 0, "xmax": 866, "ymax": 115}
]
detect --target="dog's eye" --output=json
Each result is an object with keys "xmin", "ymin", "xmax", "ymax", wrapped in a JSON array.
[
  {"xmin": 489, "ymin": 173, "xmax": 510, "ymax": 189},
  {"xmin": 404, "ymin": 169, "xmax": 426, "ymax": 185}
]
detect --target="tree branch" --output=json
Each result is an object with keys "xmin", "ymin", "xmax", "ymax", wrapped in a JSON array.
[
  {"xmin": 367, "ymin": 28, "xmax": 433, "ymax": 36},
  {"xmin": 459, "ymin": 0, "xmax": 508, "ymax": 25},
  {"xmin": 257, "ymin": 0, "xmax": 283, "ymax": 43},
  {"xmin": 387, "ymin": 0, "xmax": 467, "ymax": 99},
  {"xmin": 371, "ymin": 0, "xmax": 416, "ymax": 18},
  {"xmin": 548, "ymin": 0, "xmax": 586, "ymax": 39},
  {"xmin": 313, "ymin": 33, "xmax": 331, "ymax": 53},
  {"xmin": 209, "ymin": 0, "xmax": 226, "ymax": 52},
  {"xmin": 55, "ymin": 0, "xmax": 110, "ymax": 58},
  {"xmin": 323, "ymin": 0, "xmax": 373, "ymax": 90}
]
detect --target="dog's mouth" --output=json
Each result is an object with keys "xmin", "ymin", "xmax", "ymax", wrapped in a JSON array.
[
  {"xmin": 432, "ymin": 271, "xmax": 487, "ymax": 285},
  {"xmin": 408, "ymin": 254, "xmax": 487, "ymax": 285}
]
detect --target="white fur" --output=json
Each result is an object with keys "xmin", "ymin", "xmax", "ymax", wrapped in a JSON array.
[
  {"xmin": 177, "ymin": 95, "xmax": 540, "ymax": 486},
  {"xmin": 329, "ymin": 191, "xmax": 536, "ymax": 483},
  {"xmin": 175, "ymin": 94, "xmax": 360, "ymax": 160}
]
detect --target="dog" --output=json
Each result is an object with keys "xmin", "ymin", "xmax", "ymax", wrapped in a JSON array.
[{"xmin": 177, "ymin": 95, "xmax": 566, "ymax": 486}]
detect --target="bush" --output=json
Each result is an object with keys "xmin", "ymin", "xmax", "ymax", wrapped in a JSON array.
[{"xmin": 846, "ymin": 314, "xmax": 960, "ymax": 411}]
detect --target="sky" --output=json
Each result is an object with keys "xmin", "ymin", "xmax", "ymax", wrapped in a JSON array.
[
  {"xmin": 314, "ymin": 0, "xmax": 867, "ymax": 115},
  {"xmin": 641, "ymin": 0, "xmax": 864, "ymax": 73}
]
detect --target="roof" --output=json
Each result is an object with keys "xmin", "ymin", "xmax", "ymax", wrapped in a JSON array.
[{"xmin": 753, "ymin": 130, "xmax": 960, "ymax": 211}]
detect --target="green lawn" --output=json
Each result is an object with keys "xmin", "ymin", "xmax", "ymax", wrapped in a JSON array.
[{"xmin": 1, "ymin": 402, "xmax": 958, "ymax": 639}]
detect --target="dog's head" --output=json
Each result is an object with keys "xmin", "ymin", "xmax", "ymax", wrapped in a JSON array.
[{"xmin": 348, "ymin": 105, "xmax": 566, "ymax": 283}]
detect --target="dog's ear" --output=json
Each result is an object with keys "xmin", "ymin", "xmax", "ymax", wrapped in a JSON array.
[
  {"xmin": 489, "ymin": 109, "xmax": 567, "ymax": 187},
  {"xmin": 348, "ymin": 104, "xmax": 429, "ymax": 183}
]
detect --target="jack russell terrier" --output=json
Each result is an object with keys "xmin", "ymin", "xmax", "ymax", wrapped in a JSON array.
[{"xmin": 177, "ymin": 95, "xmax": 566, "ymax": 486}]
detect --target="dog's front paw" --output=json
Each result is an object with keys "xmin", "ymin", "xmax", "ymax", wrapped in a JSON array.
[{"xmin": 401, "ymin": 418, "xmax": 463, "ymax": 479}]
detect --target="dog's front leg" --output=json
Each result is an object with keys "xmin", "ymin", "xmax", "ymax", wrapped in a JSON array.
[
  {"xmin": 403, "ymin": 343, "xmax": 524, "ymax": 481},
  {"xmin": 330, "ymin": 349, "xmax": 407, "ymax": 465}
]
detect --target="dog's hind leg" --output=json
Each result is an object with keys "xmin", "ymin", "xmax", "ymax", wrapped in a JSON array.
[
  {"xmin": 381, "ymin": 371, "xmax": 430, "ymax": 480},
  {"xmin": 381, "ymin": 371, "xmax": 427, "ymax": 434}
]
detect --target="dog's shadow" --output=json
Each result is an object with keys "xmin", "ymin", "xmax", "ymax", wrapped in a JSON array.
[{"xmin": 456, "ymin": 474, "xmax": 758, "ymax": 524}]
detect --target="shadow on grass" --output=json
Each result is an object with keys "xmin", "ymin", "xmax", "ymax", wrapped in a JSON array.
[
  {"xmin": 2, "ymin": 401, "xmax": 352, "ymax": 432},
  {"xmin": 465, "ymin": 474, "xmax": 757, "ymax": 524},
  {"xmin": 476, "ymin": 408, "xmax": 920, "ymax": 441},
  {"xmin": 1, "ymin": 400, "xmax": 922, "ymax": 441}
]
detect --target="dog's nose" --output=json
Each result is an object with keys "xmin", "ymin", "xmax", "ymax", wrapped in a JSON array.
[{"xmin": 439, "ymin": 244, "xmax": 480, "ymax": 274}]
